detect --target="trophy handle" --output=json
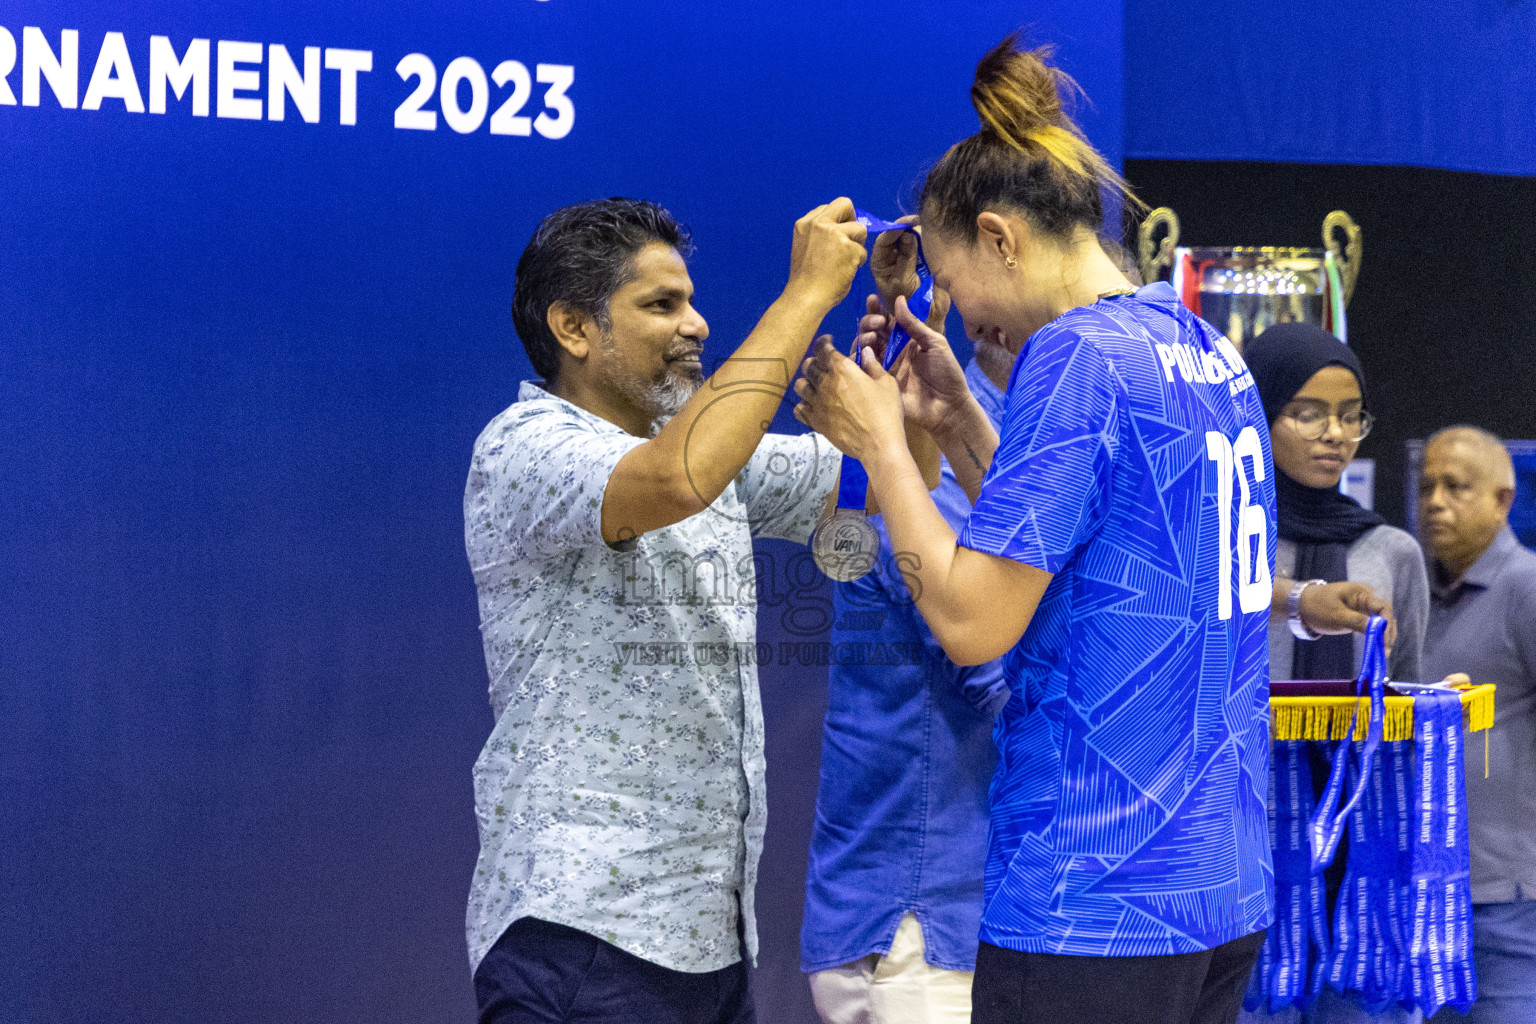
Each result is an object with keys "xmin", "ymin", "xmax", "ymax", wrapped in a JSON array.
[
  {"xmin": 1137, "ymin": 207, "xmax": 1180, "ymax": 285},
  {"xmin": 1322, "ymin": 210, "xmax": 1362, "ymax": 306}
]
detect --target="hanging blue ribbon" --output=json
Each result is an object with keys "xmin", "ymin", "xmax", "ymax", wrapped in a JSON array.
[
  {"xmin": 1404, "ymin": 690, "xmax": 1477, "ymax": 1017},
  {"xmin": 1245, "ymin": 740, "xmax": 1332, "ymax": 1013},
  {"xmin": 851, "ymin": 210, "xmax": 935, "ymax": 371},
  {"xmin": 1308, "ymin": 615, "xmax": 1389, "ymax": 872},
  {"xmin": 1320, "ymin": 736, "xmax": 1412, "ymax": 1012},
  {"xmin": 833, "ymin": 211, "xmax": 936, "ymax": 512}
]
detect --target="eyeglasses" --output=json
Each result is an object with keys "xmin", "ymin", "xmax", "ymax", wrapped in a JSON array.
[{"xmin": 1283, "ymin": 407, "xmax": 1374, "ymax": 443}]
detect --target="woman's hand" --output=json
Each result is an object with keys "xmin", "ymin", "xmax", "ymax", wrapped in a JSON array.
[
  {"xmin": 867, "ymin": 217, "xmax": 952, "ymax": 330},
  {"xmin": 859, "ymin": 293, "xmax": 997, "ymax": 497},
  {"xmin": 869, "ymin": 295, "xmax": 979, "ymax": 440},
  {"xmin": 1297, "ymin": 580, "xmax": 1398, "ymax": 654},
  {"xmin": 792, "ymin": 337, "xmax": 905, "ymax": 463},
  {"xmin": 856, "ymin": 294, "xmax": 895, "ymax": 358},
  {"xmin": 869, "ymin": 215, "xmax": 923, "ymax": 312}
]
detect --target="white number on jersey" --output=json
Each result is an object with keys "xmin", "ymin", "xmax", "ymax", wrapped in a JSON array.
[{"xmin": 1206, "ymin": 427, "xmax": 1272, "ymax": 620}]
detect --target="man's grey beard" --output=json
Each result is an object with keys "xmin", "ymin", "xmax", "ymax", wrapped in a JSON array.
[
  {"xmin": 594, "ymin": 327, "xmax": 703, "ymax": 432},
  {"xmin": 612, "ymin": 365, "xmax": 701, "ymax": 434},
  {"xmin": 600, "ymin": 354, "xmax": 702, "ymax": 434},
  {"xmin": 648, "ymin": 371, "xmax": 702, "ymax": 419},
  {"xmin": 645, "ymin": 379, "xmax": 699, "ymax": 435},
  {"xmin": 973, "ymin": 339, "xmax": 1015, "ymax": 390}
]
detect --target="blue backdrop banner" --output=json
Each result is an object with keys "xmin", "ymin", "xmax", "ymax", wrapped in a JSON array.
[
  {"xmin": 0, "ymin": 2, "xmax": 1122, "ymax": 1021},
  {"xmin": 1126, "ymin": 0, "xmax": 1536, "ymax": 177}
]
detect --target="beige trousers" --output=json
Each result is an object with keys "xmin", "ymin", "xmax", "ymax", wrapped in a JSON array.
[{"xmin": 809, "ymin": 913, "xmax": 974, "ymax": 1024}]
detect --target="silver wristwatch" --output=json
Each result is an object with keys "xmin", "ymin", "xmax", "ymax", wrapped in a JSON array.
[{"xmin": 1286, "ymin": 579, "xmax": 1327, "ymax": 641}]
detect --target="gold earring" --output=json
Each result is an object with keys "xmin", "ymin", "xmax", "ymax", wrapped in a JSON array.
[{"xmin": 1005, "ymin": 255, "xmax": 1017, "ymax": 269}]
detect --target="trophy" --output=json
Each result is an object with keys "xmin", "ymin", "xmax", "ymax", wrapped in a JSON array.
[{"xmin": 1137, "ymin": 208, "xmax": 1362, "ymax": 349}]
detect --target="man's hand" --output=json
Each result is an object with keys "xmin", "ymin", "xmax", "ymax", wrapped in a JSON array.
[
  {"xmin": 1297, "ymin": 580, "xmax": 1398, "ymax": 654},
  {"xmin": 792, "ymin": 337, "xmax": 905, "ymax": 463},
  {"xmin": 785, "ymin": 198, "xmax": 869, "ymax": 313}
]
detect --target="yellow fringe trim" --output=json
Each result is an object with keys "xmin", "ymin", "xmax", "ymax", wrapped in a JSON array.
[{"xmin": 1270, "ymin": 684, "xmax": 1496, "ymax": 743}]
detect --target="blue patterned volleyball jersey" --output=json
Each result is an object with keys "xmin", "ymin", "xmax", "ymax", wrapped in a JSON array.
[{"xmin": 956, "ymin": 282, "xmax": 1277, "ymax": 957}]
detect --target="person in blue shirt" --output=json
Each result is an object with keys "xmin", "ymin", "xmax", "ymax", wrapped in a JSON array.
[
  {"xmin": 792, "ymin": 36, "xmax": 1391, "ymax": 1024},
  {"xmin": 803, "ymin": 233, "xmax": 1151, "ymax": 1024},
  {"xmin": 801, "ymin": 275, "xmax": 1010, "ymax": 1024}
]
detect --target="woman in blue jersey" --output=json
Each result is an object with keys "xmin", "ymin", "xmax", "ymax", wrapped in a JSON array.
[{"xmin": 793, "ymin": 35, "xmax": 1391, "ymax": 1024}]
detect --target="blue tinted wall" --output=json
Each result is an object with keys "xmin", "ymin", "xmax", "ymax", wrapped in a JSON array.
[
  {"xmin": 1126, "ymin": 0, "xmax": 1536, "ymax": 176},
  {"xmin": 0, "ymin": 3, "xmax": 1122, "ymax": 1021}
]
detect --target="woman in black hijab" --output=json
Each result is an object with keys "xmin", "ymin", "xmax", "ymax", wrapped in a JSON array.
[
  {"xmin": 1239, "ymin": 327, "xmax": 1430, "ymax": 1024},
  {"xmin": 1245, "ymin": 322, "xmax": 1428, "ymax": 684}
]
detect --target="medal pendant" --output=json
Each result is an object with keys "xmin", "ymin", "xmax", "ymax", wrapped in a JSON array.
[{"xmin": 811, "ymin": 507, "xmax": 879, "ymax": 582}]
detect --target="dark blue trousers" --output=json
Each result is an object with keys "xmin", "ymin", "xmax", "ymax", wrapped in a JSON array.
[{"xmin": 474, "ymin": 916, "xmax": 756, "ymax": 1024}]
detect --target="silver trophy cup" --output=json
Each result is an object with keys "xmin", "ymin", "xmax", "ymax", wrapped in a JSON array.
[{"xmin": 1137, "ymin": 208, "xmax": 1362, "ymax": 350}]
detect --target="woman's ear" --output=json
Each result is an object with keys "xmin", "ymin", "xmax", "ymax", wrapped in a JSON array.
[
  {"xmin": 976, "ymin": 211, "xmax": 1021, "ymax": 266},
  {"xmin": 547, "ymin": 302, "xmax": 597, "ymax": 361}
]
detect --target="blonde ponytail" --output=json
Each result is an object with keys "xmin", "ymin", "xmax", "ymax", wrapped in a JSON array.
[{"xmin": 924, "ymin": 34, "xmax": 1142, "ymax": 241}]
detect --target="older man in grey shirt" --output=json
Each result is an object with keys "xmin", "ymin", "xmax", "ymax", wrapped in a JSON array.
[{"xmin": 1420, "ymin": 427, "xmax": 1536, "ymax": 1024}]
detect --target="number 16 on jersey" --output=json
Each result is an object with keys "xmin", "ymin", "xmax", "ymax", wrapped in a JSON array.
[{"xmin": 1207, "ymin": 427, "xmax": 1273, "ymax": 620}]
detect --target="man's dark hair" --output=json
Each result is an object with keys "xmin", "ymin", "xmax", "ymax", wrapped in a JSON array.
[{"xmin": 512, "ymin": 198, "xmax": 693, "ymax": 383}]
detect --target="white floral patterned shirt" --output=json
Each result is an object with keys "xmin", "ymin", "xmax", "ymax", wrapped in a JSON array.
[{"xmin": 464, "ymin": 381, "xmax": 840, "ymax": 974}]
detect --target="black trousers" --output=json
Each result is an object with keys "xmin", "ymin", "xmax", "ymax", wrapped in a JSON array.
[
  {"xmin": 972, "ymin": 929, "xmax": 1265, "ymax": 1024},
  {"xmin": 474, "ymin": 916, "xmax": 755, "ymax": 1024}
]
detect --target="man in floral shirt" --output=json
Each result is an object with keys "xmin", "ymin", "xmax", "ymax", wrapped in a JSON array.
[{"xmin": 464, "ymin": 198, "xmax": 867, "ymax": 1023}]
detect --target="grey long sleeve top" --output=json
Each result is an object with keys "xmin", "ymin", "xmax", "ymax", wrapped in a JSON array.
[{"xmin": 1269, "ymin": 524, "xmax": 1431, "ymax": 683}]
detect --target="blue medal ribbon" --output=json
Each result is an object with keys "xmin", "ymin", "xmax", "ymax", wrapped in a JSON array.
[
  {"xmin": 851, "ymin": 210, "xmax": 935, "ymax": 371},
  {"xmin": 832, "ymin": 211, "xmax": 936, "ymax": 513},
  {"xmin": 1246, "ymin": 740, "xmax": 1331, "ymax": 1013},
  {"xmin": 1308, "ymin": 615, "xmax": 1389, "ymax": 872},
  {"xmin": 1404, "ymin": 690, "xmax": 1476, "ymax": 1017},
  {"xmin": 1321, "ymin": 736, "xmax": 1411, "ymax": 1011}
]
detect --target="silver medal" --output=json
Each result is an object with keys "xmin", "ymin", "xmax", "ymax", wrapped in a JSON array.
[{"xmin": 811, "ymin": 507, "xmax": 879, "ymax": 582}]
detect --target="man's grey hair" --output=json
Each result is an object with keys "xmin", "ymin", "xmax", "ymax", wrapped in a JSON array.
[{"xmin": 1426, "ymin": 425, "xmax": 1516, "ymax": 489}]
